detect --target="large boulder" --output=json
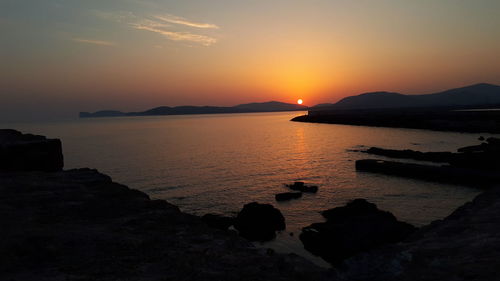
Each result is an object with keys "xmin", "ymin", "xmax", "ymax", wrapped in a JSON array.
[
  {"xmin": 0, "ymin": 129, "xmax": 63, "ymax": 172},
  {"xmin": 234, "ymin": 202, "xmax": 286, "ymax": 241},
  {"xmin": 300, "ymin": 199, "xmax": 416, "ymax": 265}
]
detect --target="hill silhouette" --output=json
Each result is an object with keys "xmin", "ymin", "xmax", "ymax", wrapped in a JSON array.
[
  {"xmin": 80, "ymin": 101, "xmax": 307, "ymax": 118},
  {"xmin": 314, "ymin": 83, "xmax": 500, "ymax": 110}
]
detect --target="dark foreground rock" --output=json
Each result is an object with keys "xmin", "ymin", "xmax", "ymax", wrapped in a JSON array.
[
  {"xmin": 234, "ymin": 202, "xmax": 286, "ymax": 241},
  {"xmin": 275, "ymin": 192, "xmax": 302, "ymax": 201},
  {"xmin": 202, "ymin": 213, "xmax": 235, "ymax": 230},
  {"xmin": 300, "ymin": 199, "xmax": 416, "ymax": 265},
  {"xmin": 0, "ymin": 129, "xmax": 63, "ymax": 171},
  {"xmin": 338, "ymin": 188, "xmax": 500, "ymax": 281},
  {"xmin": 0, "ymin": 169, "xmax": 331, "ymax": 281}
]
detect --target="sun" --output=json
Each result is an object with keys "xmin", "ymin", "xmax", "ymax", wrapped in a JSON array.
[{"xmin": 297, "ymin": 99, "xmax": 303, "ymax": 105}]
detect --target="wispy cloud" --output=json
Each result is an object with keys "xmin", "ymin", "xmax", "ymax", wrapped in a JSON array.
[
  {"xmin": 154, "ymin": 15, "xmax": 219, "ymax": 29},
  {"xmin": 133, "ymin": 24, "xmax": 216, "ymax": 46},
  {"xmin": 93, "ymin": 10, "xmax": 219, "ymax": 47},
  {"xmin": 72, "ymin": 38, "xmax": 115, "ymax": 46}
]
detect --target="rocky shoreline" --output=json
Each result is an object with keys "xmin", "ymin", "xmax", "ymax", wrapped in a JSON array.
[
  {"xmin": 291, "ymin": 108, "xmax": 500, "ymax": 134},
  {"xmin": 0, "ymin": 168, "xmax": 332, "ymax": 281},
  {"xmin": 2, "ymin": 129, "xmax": 500, "ymax": 280}
]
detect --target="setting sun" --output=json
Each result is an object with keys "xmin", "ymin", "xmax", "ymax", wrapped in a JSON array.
[{"xmin": 297, "ymin": 99, "xmax": 303, "ymax": 105}]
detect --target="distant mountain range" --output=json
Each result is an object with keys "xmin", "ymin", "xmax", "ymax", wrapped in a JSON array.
[
  {"xmin": 312, "ymin": 83, "xmax": 500, "ymax": 110},
  {"xmin": 80, "ymin": 101, "xmax": 308, "ymax": 118},
  {"xmin": 80, "ymin": 83, "xmax": 500, "ymax": 118}
]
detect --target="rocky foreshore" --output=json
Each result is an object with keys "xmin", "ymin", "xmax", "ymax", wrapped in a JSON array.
[
  {"xmin": 0, "ymin": 129, "xmax": 331, "ymax": 281},
  {"xmin": 3, "ymin": 129, "xmax": 500, "ymax": 281},
  {"xmin": 0, "ymin": 168, "xmax": 332, "ymax": 281},
  {"xmin": 337, "ymin": 186, "xmax": 500, "ymax": 281}
]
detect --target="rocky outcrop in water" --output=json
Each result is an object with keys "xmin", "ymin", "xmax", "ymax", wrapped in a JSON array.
[
  {"xmin": 275, "ymin": 192, "xmax": 302, "ymax": 201},
  {"xmin": 357, "ymin": 137, "xmax": 500, "ymax": 187},
  {"xmin": 0, "ymin": 129, "xmax": 63, "ymax": 171},
  {"xmin": 338, "ymin": 187, "xmax": 500, "ymax": 281},
  {"xmin": 300, "ymin": 199, "xmax": 416, "ymax": 265},
  {"xmin": 234, "ymin": 202, "xmax": 286, "ymax": 241},
  {"xmin": 355, "ymin": 159, "xmax": 500, "ymax": 187},
  {"xmin": 286, "ymin": 182, "xmax": 319, "ymax": 193},
  {"xmin": 364, "ymin": 147, "xmax": 454, "ymax": 162}
]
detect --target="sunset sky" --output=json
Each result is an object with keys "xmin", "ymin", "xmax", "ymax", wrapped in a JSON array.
[{"xmin": 2, "ymin": 0, "xmax": 500, "ymax": 121}]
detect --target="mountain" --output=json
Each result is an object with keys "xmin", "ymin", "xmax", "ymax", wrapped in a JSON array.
[
  {"xmin": 333, "ymin": 92, "xmax": 419, "ymax": 109},
  {"xmin": 234, "ymin": 101, "xmax": 306, "ymax": 111},
  {"xmin": 79, "ymin": 110, "xmax": 125, "ymax": 118},
  {"xmin": 80, "ymin": 101, "xmax": 307, "ymax": 118},
  {"xmin": 316, "ymin": 83, "xmax": 500, "ymax": 110}
]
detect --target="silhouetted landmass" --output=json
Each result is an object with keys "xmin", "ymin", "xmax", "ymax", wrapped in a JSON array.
[
  {"xmin": 295, "ymin": 83, "xmax": 500, "ymax": 133},
  {"xmin": 311, "ymin": 83, "xmax": 500, "ymax": 110},
  {"xmin": 80, "ymin": 101, "xmax": 307, "ymax": 118},
  {"xmin": 300, "ymin": 199, "xmax": 416, "ymax": 265},
  {"xmin": 292, "ymin": 108, "xmax": 500, "ymax": 133}
]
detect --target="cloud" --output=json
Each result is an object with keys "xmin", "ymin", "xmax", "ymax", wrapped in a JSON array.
[
  {"xmin": 72, "ymin": 38, "xmax": 115, "ymax": 46},
  {"xmin": 154, "ymin": 15, "xmax": 219, "ymax": 29},
  {"xmin": 133, "ymin": 24, "xmax": 216, "ymax": 46},
  {"xmin": 94, "ymin": 10, "xmax": 219, "ymax": 47}
]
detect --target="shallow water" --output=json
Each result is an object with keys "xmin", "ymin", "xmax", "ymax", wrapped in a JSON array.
[{"xmin": 4, "ymin": 111, "xmax": 490, "ymax": 266}]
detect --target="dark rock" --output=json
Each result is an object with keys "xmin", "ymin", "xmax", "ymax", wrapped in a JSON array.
[
  {"xmin": 234, "ymin": 202, "xmax": 286, "ymax": 241},
  {"xmin": 487, "ymin": 137, "xmax": 500, "ymax": 146},
  {"xmin": 355, "ymin": 159, "xmax": 500, "ymax": 187},
  {"xmin": 478, "ymin": 136, "xmax": 485, "ymax": 141},
  {"xmin": 0, "ymin": 129, "xmax": 63, "ymax": 171},
  {"xmin": 338, "ymin": 189, "xmax": 500, "ymax": 281},
  {"xmin": 287, "ymin": 181, "xmax": 304, "ymax": 190},
  {"xmin": 0, "ymin": 169, "xmax": 331, "ymax": 281},
  {"xmin": 300, "ymin": 199, "xmax": 416, "ymax": 265},
  {"xmin": 286, "ymin": 182, "xmax": 319, "ymax": 193},
  {"xmin": 365, "ymin": 147, "xmax": 454, "ymax": 163},
  {"xmin": 275, "ymin": 192, "xmax": 302, "ymax": 201},
  {"xmin": 301, "ymin": 185, "xmax": 319, "ymax": 193},
  {"xmin": 201, "ymin": 214, "xmax": 235, "ymax": 230}
]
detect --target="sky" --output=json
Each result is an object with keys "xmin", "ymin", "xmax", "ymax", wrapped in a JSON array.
[{"xmin": 1, "ymin": 0, "xmax": 500, "ymax": 121}]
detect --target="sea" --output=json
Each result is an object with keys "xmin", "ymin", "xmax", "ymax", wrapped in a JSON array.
[{"xmin": 4, "ymin": 111, "xmax": 491, "ymax": 267}]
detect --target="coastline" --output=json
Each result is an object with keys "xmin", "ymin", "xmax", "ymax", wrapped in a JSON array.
[
  {"xmin": 2, "ymin": 129, "xmax": 500, "ymax": 280},
  {"xmin": 291, "ymin": 108, "xmax": 500, "ymax": 134},
  {"xmin": 0, "ymin": 168, "xmax": 332, "ymax": 281}
]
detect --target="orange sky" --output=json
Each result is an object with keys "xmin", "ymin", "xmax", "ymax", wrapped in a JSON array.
[{"xmin": 1, "ymin": 0, "xmax": 500, "ymax": 121}]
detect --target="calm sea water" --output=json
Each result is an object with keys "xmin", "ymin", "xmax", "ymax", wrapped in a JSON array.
[{"xmin": 5, "ymin": 111, "xmax": 490, "ymax": 266}]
